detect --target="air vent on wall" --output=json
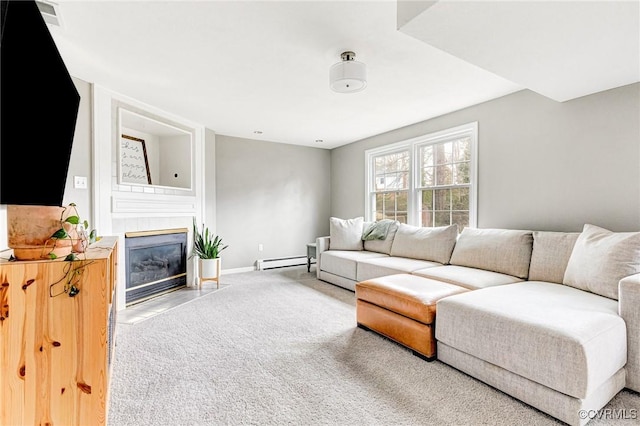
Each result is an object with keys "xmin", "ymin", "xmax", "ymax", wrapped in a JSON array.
[{"xmin": 35, "ymin": 0, "xmax": 62, "ymax": 27}]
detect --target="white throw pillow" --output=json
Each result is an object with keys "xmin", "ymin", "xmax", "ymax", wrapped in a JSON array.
[
  {"xmin": 329, "ymin": 217, "xmax": 364, "ymax": 251},
  {"xmin": 390, "ymin": 223, "xmax": 458, "ymax": 264},
  {"xmin": 563, "ymin": 224, "xmax": 640, "ymax": 300}
]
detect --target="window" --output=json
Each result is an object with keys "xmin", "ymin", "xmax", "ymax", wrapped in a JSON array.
[
  {"xmin": 372, "ymin": 150, "xmax": 410, "ymax": 223},
  {"xmin": 365, "ymin": 122, "xmax": 477, "ymax": 230}
]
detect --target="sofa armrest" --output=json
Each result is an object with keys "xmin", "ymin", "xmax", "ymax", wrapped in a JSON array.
[
  {"xmin": 315, "ymin": 236, "xmax": 330, "ymax": 278},
  {"xmin": 619, "ymin": 272, "xmax": 640, "ymax": 392}
]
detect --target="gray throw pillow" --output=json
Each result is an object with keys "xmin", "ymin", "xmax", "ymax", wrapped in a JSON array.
[
  {"xmin": 449, "ymin": 228, "xmax": 534, "ymax": 279},
  {"xmin": 528, "ymin": 231, "xmax": 580, "ymax": 284},
  {"xmin": 390, "ymin": 223, "xmax": 458, "ymax": 264}
]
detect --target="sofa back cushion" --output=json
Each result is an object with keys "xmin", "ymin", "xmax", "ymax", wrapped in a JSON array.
[
  {"xmin": 329, "ymin": 217, "xmax": 364, "ymax": 251},
  {"xmin": 563, "ymin": 224, "xmax": 640, "ymax": 300},
  {"xmin": 449, "ymin": 228, "xmax": 534, "ymax": 279},
  {"xmin": 528, "ymin": 231, "xmax": 580, "ymax": 284},
  {"xmin": 363, "ymin": 220, "xmax": 399, "ymax": 255},
  {"xmin": 390, "ymin": 224, "xmax": 458, "ymax": 264}
]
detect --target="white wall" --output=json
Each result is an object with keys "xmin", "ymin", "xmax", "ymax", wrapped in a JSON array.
[
  {"xmin": 216, "ymin": 135, "xmax": 331, "ymax": 269},
  {"xmin": 331, "ymin": 84, "xmax": 640, "ymax": 232},
  {"xmin": 204, "ymin": 128, "xmax": 217, "ymax": 237}
]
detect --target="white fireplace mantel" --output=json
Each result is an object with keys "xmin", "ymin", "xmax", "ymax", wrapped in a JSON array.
[{"xmin": 92, "ymin": 85, "xmax": 207, "ymax": 309}]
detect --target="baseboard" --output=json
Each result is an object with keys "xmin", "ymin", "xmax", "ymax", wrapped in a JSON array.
[{"xmin": 221, "ymin": 266, "xmax": 256, "ymax": 275}]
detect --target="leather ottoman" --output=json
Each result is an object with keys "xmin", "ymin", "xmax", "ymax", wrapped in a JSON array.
[{"xmin": 356, "ymin": 274, "xmax": 468, "ymax": 361}]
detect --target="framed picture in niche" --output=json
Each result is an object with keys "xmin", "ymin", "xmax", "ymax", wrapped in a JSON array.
[{"xmin": 120, "ymin": 134, "xmax": 152, "ymax": 185}]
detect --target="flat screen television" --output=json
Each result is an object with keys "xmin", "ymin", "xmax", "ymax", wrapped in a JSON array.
[{"xmin": 0, "ymin": 0, "xmax": 80, "ymax": 206}]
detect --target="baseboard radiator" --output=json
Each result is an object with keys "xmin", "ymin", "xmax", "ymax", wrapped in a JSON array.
[{"xmin": 257, "ymin": 255, "xmax": 307, "ymax": 270}]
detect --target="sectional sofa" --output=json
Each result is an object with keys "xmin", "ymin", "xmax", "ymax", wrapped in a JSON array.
[{"xmin": 315, "ymin": 217, "xmax": 640, "ymax": 426}]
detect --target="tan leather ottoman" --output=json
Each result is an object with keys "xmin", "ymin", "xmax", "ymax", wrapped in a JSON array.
[{"xmin": 356, "ymin": 274, "xmax": 468, "ymax": 361}]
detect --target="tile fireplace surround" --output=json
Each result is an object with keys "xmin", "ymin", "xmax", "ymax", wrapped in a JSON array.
[{"xmin": 112, "ymin": 216, "xmax": 196, "ymax": 310}]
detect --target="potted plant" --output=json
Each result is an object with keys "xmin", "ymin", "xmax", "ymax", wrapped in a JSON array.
[
  {"xmin": 190, "ymin": 218, "xmax": 227, "ymax": 288},
  {"xmin": 7, "ymin": 202, "xmax": 97, "ymax": 261}
]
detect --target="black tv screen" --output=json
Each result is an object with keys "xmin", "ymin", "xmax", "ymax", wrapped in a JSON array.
[{"xmin": 0, "ymin": 0, "xmax": 80, "ymax": 206}]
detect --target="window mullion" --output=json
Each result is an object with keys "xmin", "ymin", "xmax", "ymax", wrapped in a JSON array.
[{"xmin": 407, "ymin": 146, "xmax": 416, "ymax": 226}]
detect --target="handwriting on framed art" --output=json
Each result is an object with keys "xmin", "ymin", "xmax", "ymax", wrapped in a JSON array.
[{"xmin": 120, "ymin": 134, "xmax": 152, "ymax": 185}]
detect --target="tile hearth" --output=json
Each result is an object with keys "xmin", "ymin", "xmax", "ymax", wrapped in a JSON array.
[{"xmin": 117, "ymin": 282, "xmax": 227, "ymax": 325}]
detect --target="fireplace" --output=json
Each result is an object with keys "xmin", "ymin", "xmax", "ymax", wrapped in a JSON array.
[{"xmin": 124, "ymin": 228, "xmax": 188, "ymax": 305}]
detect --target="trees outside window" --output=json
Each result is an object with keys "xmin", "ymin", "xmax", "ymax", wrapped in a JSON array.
[
  {"xmin": 372, "ymin": 151, "xmax": 409, "ymax": 223},
  {"xmin": 365, "ymin": 122, "xmax": 477, "ymax": 230}
]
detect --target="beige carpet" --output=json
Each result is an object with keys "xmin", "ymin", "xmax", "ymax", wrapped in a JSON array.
[{"xmin": 107, "ymin": 267, "xmax": 639, "ymax": 425}]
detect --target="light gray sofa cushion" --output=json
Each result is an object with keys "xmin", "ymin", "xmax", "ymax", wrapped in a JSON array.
[
  {"xmin": 412, "ymin": 265, "xmax": 523, "ymax": 290},
  {"xmin": 329, "ymin": 217, "xmax": 364, "ymax": 251},
  {"xmin": 390, "ymin": 223, "xmax": 458, "ymax": 264},
  {"xmin": 449, "ymin": 228, "xmax": 533, "ymax": 279},
  {"xmin": 436, "ymin": 281, "xmax": 626, "ymax": 399},
  {"xmin": 528, "ymin": 231, "xmax": 580, "ymax": 284},
  {"xmin": 356, "ymin": 256, "xmax": 441, "ymax": 282},
  {"xmin": 320, "ymin": 250, "xmax": 387, "ymax": 281},
  {"xmin": 619, "ymin": 273, "xmax": 640, "ymax": 392},
  {"xmin": 563, "ymin": 224, "xmax": 640, "ymax": 300},
  {"xmin": 363, "ymin": 220, "xmax": 399, "ymax": 255},
  {"xmin": 437, "ymin": 343, "xmax": 625, "ymax": 426}
]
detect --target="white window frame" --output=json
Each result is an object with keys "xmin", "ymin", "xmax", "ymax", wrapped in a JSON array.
[
  {"xmin": 364, "ymin": 122, "xmax": 478, "ymax": 228},
  {"xmin": 365, "ymin": 145, "xmax": 414, "ymax": 224}
]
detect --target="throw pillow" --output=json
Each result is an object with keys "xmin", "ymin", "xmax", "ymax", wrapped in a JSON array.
[
  {"xmin": 329, "ymin": 217, "xmax": 364, "ymax": 251},
  {"xmin": 390, "ymin": 223, "xmax": 458, "ymax": 264},
  {"xmin": 449, "ymin": 228, "xmax": 534, "ymax": 279},
  {"xmin": 362, "ymin": 219, "xmax": 395, "ymax": 241},
  {"xmin": 363, "ymin": 220, "xmax": 399, "ymax": 255},
  {"xmin": 528, "ymin": 231, "xmax": 580, "ymax": 284},
  {"xmin": 563, "ymin": 224, "xmax": 640, "ymax": 300}
]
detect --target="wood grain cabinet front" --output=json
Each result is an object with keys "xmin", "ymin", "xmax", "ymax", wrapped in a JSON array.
[{"xmin": 0, "ymin": 236, "xmax": 118, "ymax": 426}]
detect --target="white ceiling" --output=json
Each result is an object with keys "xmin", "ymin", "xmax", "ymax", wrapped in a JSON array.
[
  {"xmin": 399, "ymin": 0, "xmax": 640, "ymax": 103},
  {"xmin": 46, "ymin": 0, "xmax": 639, "ymax": 149}
]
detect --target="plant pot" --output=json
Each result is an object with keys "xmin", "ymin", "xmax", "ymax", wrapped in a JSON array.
[
  {"xmin": 199, "ymin": 258, "xmax": 220, "ymax": 278},
  {"xmin": 198, "ymin": 257, "xmax": 221, "ymax": 289},
  {"xmin": 7, "ymin": 205, "xmax": 70, "ymax": 260}
]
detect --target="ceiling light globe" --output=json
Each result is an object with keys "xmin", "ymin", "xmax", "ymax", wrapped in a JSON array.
[{"xmin": 330, "ymin": 59, "xmax": 367, "ymax": 93}]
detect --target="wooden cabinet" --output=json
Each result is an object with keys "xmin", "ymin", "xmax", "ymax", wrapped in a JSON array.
[{"xmin": 0, "ymin": 236, "xmax": 118, "ymax": 426}]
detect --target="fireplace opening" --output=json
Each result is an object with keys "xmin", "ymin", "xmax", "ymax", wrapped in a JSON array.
[{"xmin": 124, "ymin": 228, "xmax": 188, "ymax": 305}]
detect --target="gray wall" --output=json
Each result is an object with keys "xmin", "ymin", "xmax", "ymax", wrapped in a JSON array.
[
  {"xmin": 61, "ymin": 77, "xmax": 93, "ymax": 227},
  {"xmin": 331, "ymin": 84, "xmax": 640, "ymax": 232},
  {"xmin": 159, "ymin": 134, "xmax": 192, "ymax": 188},
  {"xmin": 216, "ymin": 136, "xmax": 331, "ymax": 269}
]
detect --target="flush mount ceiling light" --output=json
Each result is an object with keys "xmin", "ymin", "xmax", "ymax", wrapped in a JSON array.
[{"xmin": 330, "ymin": 51, "xmax": 367, "ymax": 93}]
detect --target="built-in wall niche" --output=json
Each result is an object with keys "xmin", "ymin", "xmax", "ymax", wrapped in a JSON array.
[{"xmin": 118, "ymin": 108, "xmax": 193, "ymax": 190}]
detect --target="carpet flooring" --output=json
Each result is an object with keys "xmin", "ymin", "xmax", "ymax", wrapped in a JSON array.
[{"xmin": 107, "ymin": 267, "xmax": 640, "ymax": 425}]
